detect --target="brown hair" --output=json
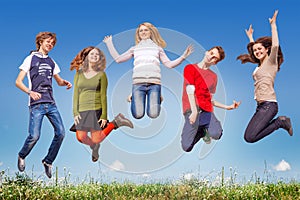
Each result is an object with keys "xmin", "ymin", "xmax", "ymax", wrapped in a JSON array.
[
  {"xmin": 35, "ymin": 32, "xmax": 57, "ymax": 51},
  {"xmin": 209, "ymin": 46, "xmax": 225, "ymax": 64},
  {"xmin": 135, "ymin": 22, "xmax": 166, "ymax": 48},
  {"xmin": 237, "ymin": 36, "xmax": 284, "ymax": 71},
  {"xmin": 70, "ymin": 46, "xmax": 106, "ymax": 72}
]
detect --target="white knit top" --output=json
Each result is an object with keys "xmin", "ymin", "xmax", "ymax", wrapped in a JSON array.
[{"xmin": 106, "ymin": 38, "xmax": 185, "ymax": 84}]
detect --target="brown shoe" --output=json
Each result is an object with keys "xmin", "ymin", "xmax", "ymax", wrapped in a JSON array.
[
  {"xmin": 113, "ymin": 113, "xmax": 134, "ymax": 129},
  {"xmin": 279, "ymin": 116, "xmax": 293, "ymax": 136}
]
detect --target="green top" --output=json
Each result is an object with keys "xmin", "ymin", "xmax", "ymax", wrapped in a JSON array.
[{"xmin": 73, "ymin": 70, "xmax": 108, "ymax": 119}]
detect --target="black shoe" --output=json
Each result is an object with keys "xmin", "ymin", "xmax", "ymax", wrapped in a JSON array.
[
  {"xmin": 91, "ymin": 143, "xmax": 100, "ymax": 162},
  {"xmin": 279, "ymin": 116, "xmax": 293, "ymax": 136},
  {"xmin": 42, "ymin": 161, "xmax": 52, "ymax": 178},
  {"xmin": 17, "ymin": 156, "xmax": 25, "ymax": 172},
  {"xmin": 113, "ymin": 113, "xmax": 134, "ymax": 128}
]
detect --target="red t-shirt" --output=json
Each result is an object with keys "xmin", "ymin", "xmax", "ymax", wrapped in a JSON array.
[{"xmin": 182, "ymin": 64, "xmax": 217, "ymax": 113}]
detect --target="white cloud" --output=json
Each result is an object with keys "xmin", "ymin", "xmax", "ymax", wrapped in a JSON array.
[
  {"xmin": 109, "ymin": 160, "xmax": 125, "ymax": 171},
  {"xmin": 274, "ymin": 160, "xmax": 291, "ymax": 172},
  {"xmin": 183, "ymin": 173, "xmax": 195, "ymax": 181},
  {"xmin": 0, "ymin": 162, "xmax": 2, "ymax": 167},
  {"xmin": 142, "ymin": 173, "xmax": 151, "ymax": 178}
]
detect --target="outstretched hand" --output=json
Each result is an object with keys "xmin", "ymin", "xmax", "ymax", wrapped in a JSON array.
[
  {"xmin": 269, "ymin": 10, "xmax": 278, "ymax": 25},
  {"xmin": 245, "ymin": 24, "xmax": 254, "ymax": 42},
  {"xmin": 103, "ymin": 35, "xmax": 112, "ymax": 44},
  {"xmin": 227, "ymin": 100, "xmax": 241, "ymax": 110},
  {"xmin": 63, "ymin": 79, "xmax": 72, "ymax": 89},
  {"xmin": 182, "ymin": 44, "xmax": 194, "ymax": 59}
]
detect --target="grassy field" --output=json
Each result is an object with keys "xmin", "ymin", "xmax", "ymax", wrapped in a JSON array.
[{"xmin": 1, "ymin": 170, "xmax": 300, "ymax": 199}]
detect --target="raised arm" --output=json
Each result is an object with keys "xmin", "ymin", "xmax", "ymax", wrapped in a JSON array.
[
  {"xmin": 160, "ymin": 44, "xmax": 194, "ymax": 68},
  {"xmin": 103, "ymin": 35, "xmax": 133, "ymax": 63},
  {"xmin": 269, "ymin": 10, "xmax": 279, "ymax": 47},
  {"xmin": 245, "ymin": 24, "xmax": 255, "ymax": 43},
  {"xmin": 212, "ymin": 99, "xmax": 241, "ymax": 110},
  {"xmin": 103, "ymin": 35, "xmax": 120, "ymax": 60}
]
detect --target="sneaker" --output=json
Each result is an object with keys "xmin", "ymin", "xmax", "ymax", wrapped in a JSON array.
[
  {"xmin": 42, "ymin": 161, "xmax": 52, "ymax": 178},
  {"xmin": 279, "ymin": 116, "xmax": 293, "ymax": 136},
  {"xmin": 91, "ymin": 143, "xmax": 100, "ymax": 162},
  {"xmin": 17, "ymin": 156, "xmax": 25, "ymax": 172},
  {"xmin": 202, "ymin": 128, "xmax": 211, "ymax": 144}
]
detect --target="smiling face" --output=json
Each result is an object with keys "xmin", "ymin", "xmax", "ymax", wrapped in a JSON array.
[
  {"xmin": 138, "ymin": 25, "xmax": 151, "ymax": 40},
  {"xmin": 253, "ymin": 43, "xmax": 268, "ymax": 61},
  {"xmin": 205, "ymin": 48, "xmax": 221, "ymax": 65},
  {"xmin": 87, "ymin": 48, "xmax": 101, "ymax": 64},
  {"xmin": 39, "ymin": 38, "xmax": 55, "ymax": 55}
]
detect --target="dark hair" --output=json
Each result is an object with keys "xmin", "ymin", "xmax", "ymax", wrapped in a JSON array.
[
  {"xmin": 70, "ymin": 46, "xmax": 106, "ymax": 72},
  {"xmin": 237, "ymin": 36, "xmax": 284, "ymax": 71},
  {"xmin": 208, "ymin": 46, "xmax": 225, "ymax": 63}
]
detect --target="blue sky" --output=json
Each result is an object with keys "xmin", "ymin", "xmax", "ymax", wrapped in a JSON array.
[{"xmin": 1, "ymin": 0, "xmax": 299, "ymax": 183}]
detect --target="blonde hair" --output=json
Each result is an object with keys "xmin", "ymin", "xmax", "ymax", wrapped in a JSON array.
[{"xmin": 135, "ymin": 22, "xmax": 166, "ymax": 48}]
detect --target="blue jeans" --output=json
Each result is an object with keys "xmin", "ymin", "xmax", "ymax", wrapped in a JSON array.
[
  {"xmin": 181, "ymin": 111, "xmax": 223, "ymax": 152},
  {"xmin": 131, "ymin": 83, "xmax": 161, "ymax": 119},
  {"xmin": 244, "ymin": 101, "xmax": 281, "ymax": 143},
  {"xmin": 18, "ymin": 103, "xmax": 65, "ymax": 164}
]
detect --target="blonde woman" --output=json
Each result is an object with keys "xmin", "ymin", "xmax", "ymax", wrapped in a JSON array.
[{"xmin": 104, "ymin": 22, "xmax": 193, "ymax": 119}]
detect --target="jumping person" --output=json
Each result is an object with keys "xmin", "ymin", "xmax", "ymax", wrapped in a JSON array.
[
  {"xmin": 16, "ymin": 32, "xmax": 72, "ymax": 178},
  {"xmin": 103, "ymin": 22, "xmax": 193, "ymax": 119},
  {"xmin": 70, "ymin": 46, "xmax": 133, "ymax": 162},
  {"xmin": 182, "ymin": 46, "xmax": 240, "ymax": 152},
  {"xmin": 237, "ymin": 10, "xmax": 293, "ymax": 143}
]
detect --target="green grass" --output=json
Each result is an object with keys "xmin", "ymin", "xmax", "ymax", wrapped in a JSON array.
[
  {"xmin": 1, "ymin": 180, "xmax": 300, "ymax": 199},
  {"xmin": 1, "ymin": 170, "xmax": 300, "ymax": 200}
]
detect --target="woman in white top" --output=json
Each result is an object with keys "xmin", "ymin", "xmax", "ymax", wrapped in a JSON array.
[{"xmin": 103, "ymin": 22, "xmax": 193, "ymax": 119}]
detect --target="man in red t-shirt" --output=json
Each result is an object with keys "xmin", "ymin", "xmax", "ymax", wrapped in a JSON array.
[{"xmin": 181, "ymin": 46, "xmax": 240, "ymax": 152}]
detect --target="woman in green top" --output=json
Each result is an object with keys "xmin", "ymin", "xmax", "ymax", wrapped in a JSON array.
[{"xmin": 70, "ymin": 46, "xmax": 133, "ymax": 162}]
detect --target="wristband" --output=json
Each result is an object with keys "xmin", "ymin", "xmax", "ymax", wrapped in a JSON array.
[{"xmin": 27, "ymin": 89, "xmax": 31, "ymax": 95}]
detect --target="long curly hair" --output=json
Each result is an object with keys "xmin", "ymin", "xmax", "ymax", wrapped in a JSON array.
[
  {"xmin": 70, "ymin": 46, "xmax": 106, "ymax": 72},
  {"xmin": 135, "ymin": 22, "xmax": 166, "ymax": 48},
  {"xmin": 236, "ymin": 36, "xmax": 284, "ymax": 71}
]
